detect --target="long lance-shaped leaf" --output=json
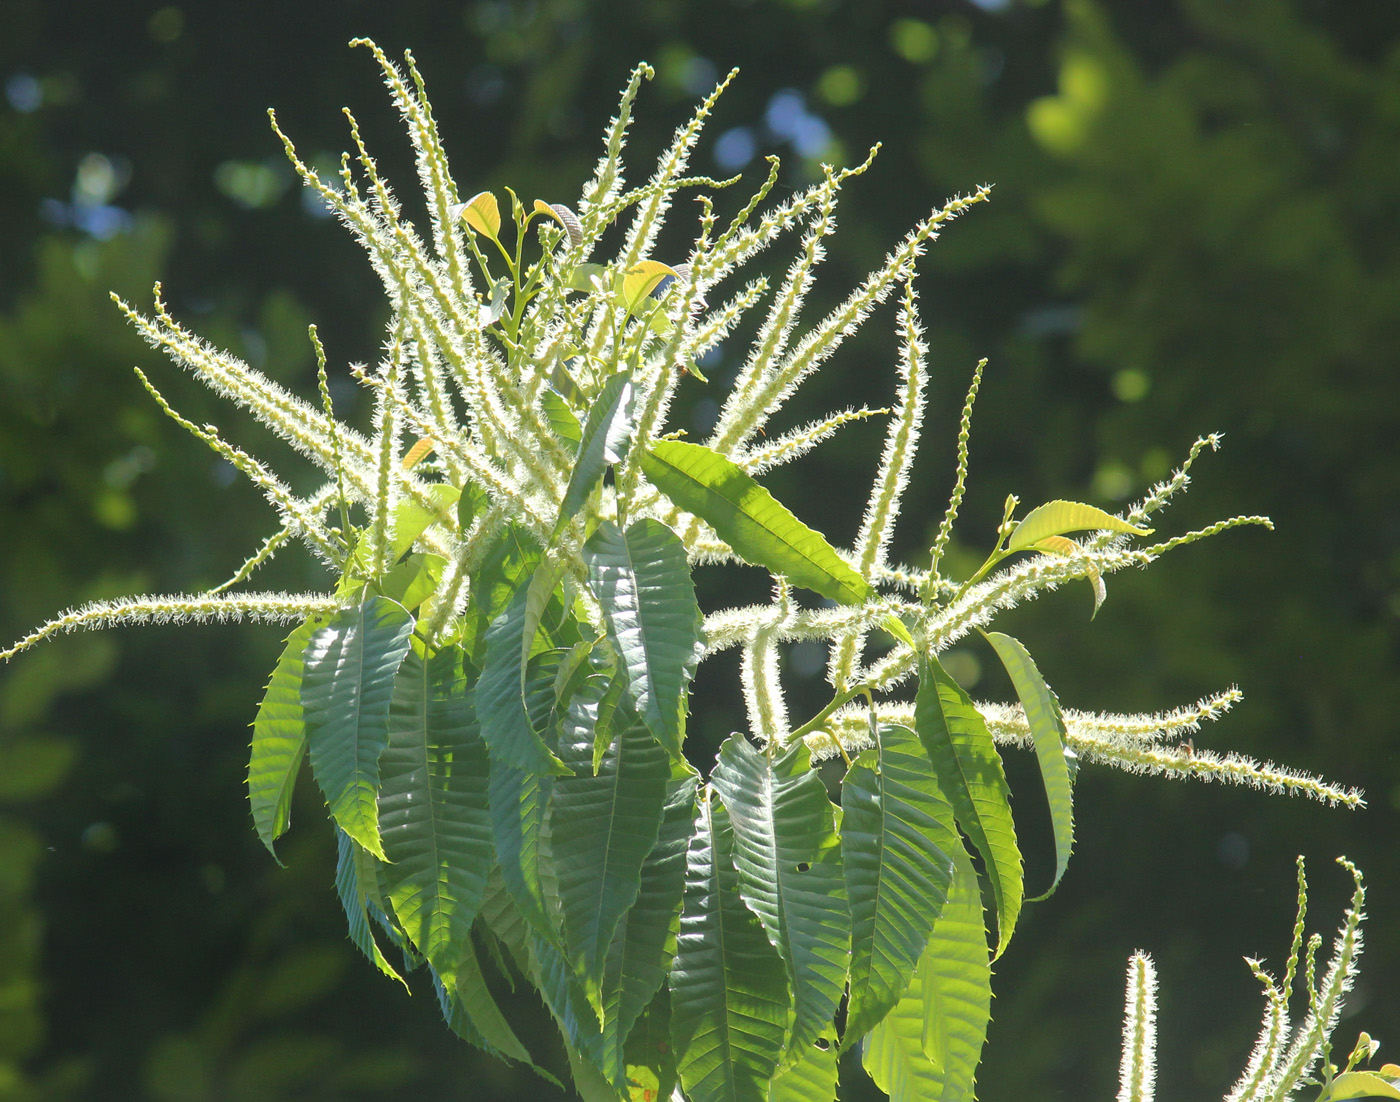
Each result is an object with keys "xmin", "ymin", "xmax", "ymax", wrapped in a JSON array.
[
  {"xmin": 379, "ymin": 649, "xmax": 492, "ymax": 984},
  {"xmin": 840, "ymin": 723, "xmax": 960, "ymax": 1044},
  {"xmin": 1006, "ymin": 499, "xmax": 1151, "ymax": 553},
  {"xmin": 556, "ymin": 371, "xmax": 636, "ymax": 533},
  {"xmin": 248, "ymin": 618, "xmax": 316, "ymax": 861},
  {"xmin": 489, "ymin": 761, "xmax": 559, "ymax": 948},
  {"xmin": 623, "ymin": 988, "xmax": 680, "ymax": 1102},
  {"xmin": 921, "ymin": 843, "xmax": 992, "ymax": 1102},
  {"xmin": 462, "ymin": 524, "xmax": 542, "ymax": 663},
  {"xmin": 601, "ymin": 767, "xmax": 698, "ymax": 1085},
  {"xmin": 304, "ymin": 596, "xmax": 415, "ymax": 859},
  {"xmin": 583, "ymin": 518, "xmax": 705, "ymax": 754},
  {"xmin": 672, "ymin": 792, "xmax": 789, "ymax": 1102},
  {"xmin": 553, "ymin": 687, "xmax": 670, "ymax": 1001},
  {"xmin": 478, "ymin": 585, "xmax": 572, "ymax": 776},
  {"xmin": 432, "ymin": 947, "xmax": 536, "ymax": 1067},
  {"xmin": 333, "ymin": 828, "xmax": 406, "ymax": 988},
  {"xmin": 982, "ymin": 631, "xmax": 1075, "ymax": 898},
  {"xmin": 709, "ymin": 736, "xmax": 849, "ymax": 1063},
  {"xmin": 641, "ymin": 440, "xmax": 871, "ymax": 605},
  {"xmin": 861, "ymin": 936, "xmax": 945, "ymax": 1102},
  {"xmin": 768, "ymin": 1025, "xmax": 838, "ymax": 1102},
  {"xmin": 914, "ymin": 654, "xmax": 1023, "ymax": 958}
]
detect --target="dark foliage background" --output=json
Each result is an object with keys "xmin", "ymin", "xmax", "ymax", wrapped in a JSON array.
[{"xmin": 2, "ymin": 0, "xmax": 1397, "ymax": 1098}]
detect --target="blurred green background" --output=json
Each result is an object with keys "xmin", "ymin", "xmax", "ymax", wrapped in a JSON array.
[{"xmin": 2, "ymin": 0, "xmax": 1397, "ymax": 1098}]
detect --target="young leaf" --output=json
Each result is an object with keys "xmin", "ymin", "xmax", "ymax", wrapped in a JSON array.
[
  {"xmin": 671, "ymin": 793, "xmax": 789, "ymax": 1102},
  {"xmin": 552, "ymin": 688, "xmax": 671, "ymax": 999},
  {"xmin": 1029, "ymin": 534, "xmax": 1107, "ymax": 617},
  {"xmin": 391, "ymin": 483, "xmax": 461, "ymax": 561},
  {"xmin": 557, "ymin": 372, "xmax": 636, "ymax": 534},
  {"xmin": 458, "ymin": 190, "xmax": 502, "ymax": 241},
  {"xmin": 534, "ymin": 199, "xmax": 585, "ymax": 248},
  {"xmin": 601, "ymin": 767, "xmax": 698, "ymax": 1086},
  {"xmin": 583, "ymin": 518, "xmax": 705, "ymax": 754},
  {"xmin": 303, "ymin": 596, "xmax": 415, "ymax": 860},
  {"xmin": 920, "ymin": 844, "xmax": 992, "ymax": 1102},
  {"xmin": 333, "ymin": 828, "xmax": 406, "ymax": 988},
  {"xmin": 914, "ymin": 654, "xmax": 1023, "ymax": 958},
  {"xmin": 1006, "ymin": 499, "xmax": 1151, "ymax": 554},
  {"xmin": 622, "ymin": 260, "xmax": 680, "ymax": 314},
  {"xmin": 709, "ymin": 736, "xmax": 849, "ymax": 1064},
  {"xmin": 982, "ymin": 631, "xmax": 1075, "ymax": 898},
  {"xmin": 378, "ymin": 649, "xmax": 493, "ymax": 985},
  {"xmin": 641, "ymin": 440, "xmax": 871, "ymax": 605},
  {"xmin": 477, "ymin": 585, "xmax": 572, "ymax": 776},
  {"xmin": 840, "ymin": 724, "xmax": 960, "ymax": 1044},
  {"xmin": 1323, "ymin": 1072, "xmax": 1400, "ymax": 1101},
  {"xmin": 248, "ymin": 618, "xmax": 316, "ymax": 861}
]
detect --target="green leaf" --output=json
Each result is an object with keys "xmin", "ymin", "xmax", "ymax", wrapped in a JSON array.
[
  {"xmin": 840, "ymin": 724, "xmax": 960, "ymax": 1043},
  {"xmin": 623, "ymin": 988, "xmax": 680, "ymax": 1102},
  {"xmin": 583, "ymin": 519, "xmax": 705, "ymax": 754},
  {"xmin": 1323, "ymin": 1071, "xmax": 1400, "ymax": 1101},
  {"xmin": 767, "ymin": 1025, "xmax": 837, "ymax": 1102},
  {"xmin": 378, "ymin": 649, "xmax": 492, "ymax": 983},
  {"xmin": 601, "ymin": 767, "xmax": 697, "ymax": 1084},
  {"xmin": 1006, "ymin": 499, "xmax": 1151, "ymax": 553},
  {"xmin": 303, "ymin": 596, "xmax": 415, "ymax": 860},
  {"xmin": 553, "ymin": 688, "xmax": 671, "ymax": 999},
  {"xmin": 478, "ymin": 585, "xmax": 572, "ymax": 776},
  {"xmin": 433, "ymin": 945, "xmax": 535, "ymax": 1066},
  {"xmin": 915, "ymin": 654, "xmax": 1023, "ymax": 958},
  {"xmin": 462, "ymin": 525, "xmax": 542, "ymax": 663},
  {"xmin": 921, "ymin": 844, "xmax": 992, "ymax": 1102},
  {"xmin": 1029, "ymin": 535, "xmax": 1108, "ymax": 617},
  {"xmin": 391, "ymin": 483, "xmax": 461, "ymax": 561},
  {"xmin": 377, "ymin": 551, "xmax": 446, "ymax": 612},
  {"xmin": 982, "ymin": 631, "xmax": 1075, "ymax": 898},
  {"xmin": 489, "ymin": 761, "xmax": 558, "ymax": 947},
  {"xmin": 641, "ymin": 440, "xmax": 871, "ymax": 605},
  {"xmin": 622, "ymin": 260, "xmax": 680, "ymax": 314},
  {"xmin": 709, "ymin": 736, "xmax": 849, "ymax": 1063},
  {"xmin": 671, "ymin": 793, "xmax": 789, "ymax": 1102},
  {"xmin": 333, "ymin": 828, "xmax": 406, "ymax": 988},
  {"xmin": 248, "ymin": 618, "xmax": 316, "ymax": 861},
  {"xmin": 557, "ymin": 371, "xmax": 636, "ymax": 534},
  {"xmin": 861, "ymin": 940, "xmax": 944, "ymax": 1102},
  {"xmin": 541, "ymin": 388, "xmax": 583, "ymax": 449}
]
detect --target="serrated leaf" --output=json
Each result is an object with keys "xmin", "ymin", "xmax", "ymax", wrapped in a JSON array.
[
  {"xmin": 709, "ymin": 736, "xmax": 849, "ymax": 1063},
  {"xmin": 601, "ymin": 767, "xmax": 697, "ymax": 1085},
  {"xmin": 622, "ymin": 260, "xmax": 680, "ymax": 314},
  {"xmin": 1007, "ymin": 499, "xmax": 1151, "ymax": 553},
  {"xmin": 1029, "ymin": 535, "xmax": 1108, "ymax": 616},
  {"xmin": 334, "ymin": 828, "xmax": 406, "ymax": 988},
  {"xmin": 490, "ymin": 762, "xmax": 557, "ymax": 947},
  {"xmin": 377, "ymin": 552, "xmax": 446, "ymax": 613},
  {"xmin": 861, "ymin": 940, "xmax": 944, "ymax": 1102},
  {"xmin": 379, "ymin": 649, "xmax": 492, "ymax": 983},
  {"xmin": 982, "ymin": 632, "xmax": 1075, "ymax": 899},
  {"xmin": 535, "ymin": 199, "xmax": 585, "ymax": 248},
  {"xmin": 767, "ymin": 1025, "xmax": 837, "ymax": 1102},
  {"xmin": 557, "ymin": 372, "xmax": 636, "ymax": 534},
  {"xmin": 915, "ymin": 654, "xmax": 1023, "ymax": 958},
  {"xmin": 401, "ymin": 437, "xmax": 435, "ymax": 470},
  {"xmin": 303, "ymin": 596, "xmax": 415, "ymax": 859},
  {"xmin": 478, "ymin": 584, "xmax": 572, "ymax": 776},
  {"xmin": 433, "ymin": 947, "xmax": 535, "ymax": 1066},
  {"xmin": 671, "ymin": 793, "xmax": 789, "ymax": 1102},
  {"xmin": 569, "ymin": 263, "xmax": 609, "ymax": 293},
  {"xmin": 584, "ymin": 519, "xmax": 704, "ymax": 754},
  {"xmin": 624, "ymin": 988, "xmax": 680, "ymax": 1102},
  {"xmin": 840, "ymin": 724, "xmax": 960, "ymax": 1043},
  {"xmin": 462, "ymin": 525, "xmax": 541, "ymax": 663},
  {"xmin": 921, "ymin": 844, "xmax": 992, "ymax": 1101},
  {"xmin": 553, "ymin": 688, "xmax": 671, "ymax": 1000},
  {"xmin": 248, "ymin": 618, "xmax": 316, "ymax": 861},
  {"xmin": 458, "ymin": 190, "xmax": 501, "ymax": 240},
  {"xmin": 641, "ymin": 440, "xmax": 871, "ymax": 606},
  {"xmin": 541, "ymin": 388, "xmax": 583, "ymax": 449}
]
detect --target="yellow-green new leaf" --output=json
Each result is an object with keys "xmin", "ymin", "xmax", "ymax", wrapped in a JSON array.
[
  {"xmin": 458, "ymin": 190, "xmax": 502, "ymax": 241},
  {"xmin": 641, "ymin": 440, "xmax": 871, "ymax": 605},
  {"xmin": 622, "ymin": 260, "xmax": 679, "ymax": 315},
  {"xmin": 1322, "ymin": 1072, "xmax": 1400, "ymax": 1101},
  {"xmin": 248, "ymin": 618, "xmax": 316, "ymax": 862},
  {"xmin": 914, "ymin": 654, "xmax": 1023, "ymax": 958},
  {"xmin": 983, "ymin": 631, "xmax": 1075, "ymax": 899},
  {"xmin": 1007, "ymin": 500, "xmax": 1151, "ymax": 553}
]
